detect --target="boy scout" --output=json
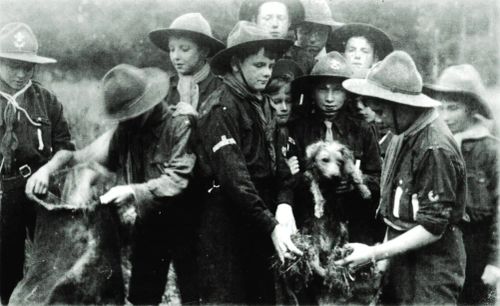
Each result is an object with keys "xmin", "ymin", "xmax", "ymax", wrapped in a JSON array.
[{"xmin": 0, "ymin": 22, "xmax": 74, "ymax": 304}]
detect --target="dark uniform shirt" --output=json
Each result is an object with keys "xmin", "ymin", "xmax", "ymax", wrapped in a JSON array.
[
  {"xmin": 0, "ymin": 81, "xmax": 74, "ymax": 173},
  {"xmin": 379, "ymin": 118, "xmax": 466, "ymax": 236},
  {"xmin": 287, "ymin": 112, "xmax": 381, "ymax": 203},
  {"xmin": 197, "ymin": 83, "xmax": 278, "ymax": 234}
]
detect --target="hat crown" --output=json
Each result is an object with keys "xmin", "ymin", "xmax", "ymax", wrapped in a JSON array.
[
  {"xmin": 0, "ymin": 22, "xmax": 38, "ymax": 55},
  {"xmin": 311, "ymin": 51, "xmax": 353, "ymax": 78},
  {"xmin": 299, "ymin": 0, "xmax": 336, "ymax": 25},
  {"xmin": 436, "ymin": 64, "xmax": 486, "ymax": 97},
  {"xmin": 102, "ymin": 64, "xmax": 147, "ymax": 115},
  {"xmin": 169, "ymin": 13, "xmax": 215, "ymax": 38},
  {"xmin": 367, "ymin": 50, "xmax": 422, "ymax": 94},
  {"xmin": 226, "ymin": 21, "xmax": 273, "ymax": 48}
]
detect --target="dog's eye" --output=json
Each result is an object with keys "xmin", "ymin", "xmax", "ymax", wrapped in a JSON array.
[{"xmin": 321, "ymin": 158, "xmax": 330, "ymax": 163}]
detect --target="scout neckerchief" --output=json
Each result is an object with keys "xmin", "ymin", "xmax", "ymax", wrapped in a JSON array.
[
  {"xmin": 0, "ymin": 80, "xmax": 42, "ymax": 173},
  {"xmin": 177, "ymin": 63, "xmax": 210, "ymax": 111},
  {"xmin": 222, "ymin": 73, "xmax": 277, "ymax": 171},
  {"xmin": 380, "ymin": 108, "xmax": 439, "ymax": 215}
]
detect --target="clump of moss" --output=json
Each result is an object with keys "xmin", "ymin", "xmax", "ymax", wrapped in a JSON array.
[{"xmin": 274, "ymin": 231, "xmax": 382, "ymax": 304}]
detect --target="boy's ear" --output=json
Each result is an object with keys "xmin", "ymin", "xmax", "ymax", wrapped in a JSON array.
[{"xmin": 230, "ymin": 56, "xmax": 239, "ymax": 73}]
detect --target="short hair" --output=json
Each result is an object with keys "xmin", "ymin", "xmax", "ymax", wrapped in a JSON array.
[{"xmin": 264, "ymin": 75, "xmax": 292, "ymax": 95}]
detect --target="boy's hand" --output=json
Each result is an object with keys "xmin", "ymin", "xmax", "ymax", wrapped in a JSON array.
[
  {"xmin": 25, "ymin": 166, "xmax": 51, "ymax": 199},
  {"xmin": 286, "ymin": 156, "xmax": 300, "ymax": 175},
  {"xmin": 271, "ymin": 224, "xmax": 303, "ymax": 263},
  {"xmin": 99, "ymin": 185, "xmax": 135, "ymax": 206}
]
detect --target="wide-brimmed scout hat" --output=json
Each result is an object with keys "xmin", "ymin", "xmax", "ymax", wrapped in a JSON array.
[
  {"xmin": 291, "ymin": 51, "xmax": 352, "ymax": 100},
  {"xmin": 149, "ymin": 13, "xmax": 225, "ymax": 57},
  {"xmin": 0, "ymin": 22, "xmax": 56, "ymax": 64},
  {"xmin": 297, "ymin": 0, "xmax": 343, "ymax": 28},
  {"xmin": 239, "ymin": 0, "xmax": 305, "ymax": 27},
  {"xmin": 100, "ymin": 64, "xmax": 169, "ymax": 121},
  {"xmin": 327, "ymin": 23, "xmax": 393, "ymax": 59},
  {"xmin": 210, "ymin": 21, "xmax": 293, "ymax": 76},
  {"xmin": 343, "ymin": 51, "xmax": 440, "ymax": 108},
  {"xmin": 424, "ymin": 64, "xmax": 493, "ymax": 118}
]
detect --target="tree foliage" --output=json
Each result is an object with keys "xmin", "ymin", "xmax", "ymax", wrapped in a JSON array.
[{"xmin": 1, "ymin": 0, "xmax": 498, "ymax": 84}]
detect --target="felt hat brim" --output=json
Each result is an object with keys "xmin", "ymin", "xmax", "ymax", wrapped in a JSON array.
[
  {"xmin": 149, "ymin": 29, "xmax": 225, "ymax": 57},
  {"xmin": 0, "ymin": 52, "xmax": 56, "ymax": 64},
  {"xmin": 210, "ymin": 39, "xmax": 293, "ymax": 76},
  {"xmin": 424, "ymin": 84, "xmax": 493, "ymax": 118},
  {"xmin": 101, "ymin": 68, "xmax": 169, "ymax": 122},
  {"xmin": 343, "ymin": 78, "xmax": 441, "ymax": 108},
  {"xmin": 327, "ymin": 23, "xmax": 393, "ymax": 59}
]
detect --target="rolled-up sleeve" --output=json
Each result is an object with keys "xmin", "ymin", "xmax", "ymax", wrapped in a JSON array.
[
  {"xmin": 131, "ymin": 115, "xmax": 195, "ymax": 205},
  {"xmin": 415, "ymin": 147, "xmax": 459, "ymax": 236}
]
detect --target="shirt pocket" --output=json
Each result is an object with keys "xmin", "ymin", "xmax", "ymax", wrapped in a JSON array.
[{"xmin": 466, "ymin": 169, "xmax": 494, "ymax": 221}]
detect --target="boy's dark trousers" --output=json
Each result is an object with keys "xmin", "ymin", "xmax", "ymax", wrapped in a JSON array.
[
  {"xmin": 127, "ymin": 197, "xmax": 200, "ymax": 305},
  {"xmin": 0, "ymin": 185, "xmax": 36, "ymax": 305}
]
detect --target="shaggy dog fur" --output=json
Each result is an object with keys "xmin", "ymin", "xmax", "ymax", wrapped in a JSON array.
[{"xmin": 285, "ymin": 140, "xmax": 375, "ymax": 304}]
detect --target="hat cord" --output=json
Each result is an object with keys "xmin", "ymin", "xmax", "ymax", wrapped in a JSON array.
[{"xmin": 236, "ymin": 62, "xmax": 255, "ymax": 94}]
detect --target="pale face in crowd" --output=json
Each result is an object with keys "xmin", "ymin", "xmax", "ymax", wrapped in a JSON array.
[
  {"xmin": 168, "ymin": 36, "xmax": 208, "ymax": 76},
  {"xmin": 438, "ymin": 99, "xmax": 471, "ymax": 134},
  {"xmin": 233, "ymin": 48, "xmax": 275, "ymax": 93},
  {"xmin": 344, "ymin": 36, "xmax": 377, "ymax": 70},
  {"xmin": 255, "ymin": 1, "xmax": 290, "ymax": 39},
  {"xmin": 270, "ymin": 83, "xmax": 292, "ymax": 125},
  {"xmin": 0, "ymin": 58, "xmax": 35, "ymax": 93},
  {"xmin": 314, "ymin": 79, "xmax": 346, "ymax": 119},
  {"xmin": 296, "ymin": 22, "xmax": 330, "ymax": 58}
]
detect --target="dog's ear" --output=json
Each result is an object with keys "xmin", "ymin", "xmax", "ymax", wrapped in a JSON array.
[
  {"xmin": 305, "ymin": 141, "xmax": 324, "ymax": 162},
  {"xmin": 340, "ymin": 145, "xmax": 354, "ymax": 162},
  {"xmin": 305, "ymin": 141, "xmax": 324, "ymax": 171},
  {"xmin": 340, "ymin": 145, "xmax": 355, "ymax": 175}
]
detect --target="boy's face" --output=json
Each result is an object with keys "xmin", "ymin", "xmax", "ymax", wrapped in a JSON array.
[
  {"xmin": 0, "ymin": 58, "xmax": 35, "ymax": 92},
  {"xmin": 168, "ymin": 36, "xmax": 208, "ymax": 76},
  {"xmin": 365, "ymin": 98, "xmax": 395, "ymax": 132},
  {"xmin": 255, "ymin": 1, "xmax": 290, "ymax": 39},
  {"xmin": 344, "ymin": 36, "xmax": 377, "ymax": 70},
  {"xmin": 233, "ymin": 48, "xmax": 275, "ymax": 93},
  {"xmin": 270, "ymin": 83, "xmax": 292, "ymax": 125},
  {"xmin": 438, "ymin": 99, "xmax": 469, "ymax": 133},
  {"xmin": 295, "ymin": 22, "xmax": 330, "ymax": 58},
  {"xmin": 313, "ymin": 79, "xmax": 346, "ymax": 118}
]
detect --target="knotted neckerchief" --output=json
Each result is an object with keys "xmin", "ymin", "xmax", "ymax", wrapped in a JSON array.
[
  {"xmin": 380, "ymin": 108, "xmax": 439, "ymax": 210},
  {"xmin": 0, "ymin": 80, "xmax": 41, "ymax": 173},
  {"xmin": 223, "ymin": 73, "xmax": 277, "ymax": 171},
  {"xmin": 177, "ymin": 63, "xmax": 210, "ymax": 111}
]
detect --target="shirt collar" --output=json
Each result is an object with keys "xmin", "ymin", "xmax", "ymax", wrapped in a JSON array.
[{"xmin": 315, "ymin": 47, "xmax": 327, "ymax": 61}]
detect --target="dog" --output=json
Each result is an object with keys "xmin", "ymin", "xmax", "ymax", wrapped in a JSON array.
[
  {"xmin": 279, "ymin": 140, "xmax": 375, "ymax": 305},
  {"xmin": 304, "ymin": 140, "xmax": 371, "ymax": 220}
]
